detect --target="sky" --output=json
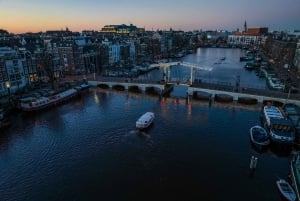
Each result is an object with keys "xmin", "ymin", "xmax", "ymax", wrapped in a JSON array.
[{"xmin": 0, "ymin": 0, "xmax": 299, "ymax": 34}]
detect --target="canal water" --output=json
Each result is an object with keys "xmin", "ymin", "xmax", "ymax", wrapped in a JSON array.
[
  {"xmin": 0, "ymin": 48, "xmax": 293, "ymax": 201},
  {"xmin": 140, "ymin": 47, "xmax": 267, "ymax": 91}
]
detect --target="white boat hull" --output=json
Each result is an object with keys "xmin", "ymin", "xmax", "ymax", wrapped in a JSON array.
[{"xmin": 136, "ymin": 112, "xmax": 154, "ymax": 130}]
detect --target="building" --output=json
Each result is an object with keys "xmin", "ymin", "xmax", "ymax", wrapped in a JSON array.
[
  {"xmin": 101, "ymin": 24, "xmax": 144, "ymax": 35},
  {"xmin": 228, "ymin": 26, "xmax": 268, "ymax": 47},
  {"xmin": 109, "ymin": 44, "xmax": 121, "ymax": 64},
  {"xmin": 0, "ymin": 47, "xmax": 26, "ymax": 96},
  {"xmin": 19, "ymin": 49, "xmax": 38, "ymax": 86},
  {"xmin": 293, "ymin": 39, "xmax": 300, "ymax": 72}
]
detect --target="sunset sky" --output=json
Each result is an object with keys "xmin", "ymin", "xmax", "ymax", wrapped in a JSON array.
[{"xmin": 0, "ymin": 0, "xmax": 299, "ymax": 34}]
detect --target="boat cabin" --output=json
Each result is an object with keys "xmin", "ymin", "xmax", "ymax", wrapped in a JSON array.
[
  {"xmin": 262, "ymin": 105, "xmax": 295, "ymax": 144},
  {"xmin": 266, "ymin": 118, "xmax": 295, "ymax": 136}
]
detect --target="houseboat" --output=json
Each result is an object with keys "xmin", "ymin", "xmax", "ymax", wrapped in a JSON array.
[
  {"xmin": 260, "ymin": 105, "xmax": 295, "ymax": 146},
  {"xmin": 20, "ymin": 88, "xmax": 79, "ymax": 112}
]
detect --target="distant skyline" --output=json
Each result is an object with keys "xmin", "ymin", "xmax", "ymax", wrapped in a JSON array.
[{"xmin": 0, "ymin": 0, "xmax": 300, "ymax": 34}]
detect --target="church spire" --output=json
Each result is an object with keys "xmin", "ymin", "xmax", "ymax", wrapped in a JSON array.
[{"xmin": 244, "ymin": 20, "xmax": 247, "ymax": 33}]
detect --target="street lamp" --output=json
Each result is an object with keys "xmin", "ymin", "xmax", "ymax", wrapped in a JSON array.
[{"xmin": 5, "ymin": 81, "xmax": 11, "ymax": 103}]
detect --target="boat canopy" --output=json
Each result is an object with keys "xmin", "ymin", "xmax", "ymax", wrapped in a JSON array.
[
  {"xmin": 264, "ymin": 106, "xmax": 285, "ymax": 125},
  {"xmin": 137, "ymin": 112, "xmax": 154, "ymax": 123}
]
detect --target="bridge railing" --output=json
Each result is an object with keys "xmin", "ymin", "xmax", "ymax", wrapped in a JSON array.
[{"xmin": 93, "ymin": 76, "xmax": 161, "ymax": 85}]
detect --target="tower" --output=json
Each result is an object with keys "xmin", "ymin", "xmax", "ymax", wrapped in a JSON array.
[{"xmin": 244, "ymin": 20, "xmax": 247, "ymax": 33}]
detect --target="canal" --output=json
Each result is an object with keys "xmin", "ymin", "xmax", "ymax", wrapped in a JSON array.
[
  {"xmin": 0, "ymin": 48, "xmax": 293, "ymax": 201},
  {"xmin": 139, "ymin": 47, "xmax": 267, "ymax": 93}
]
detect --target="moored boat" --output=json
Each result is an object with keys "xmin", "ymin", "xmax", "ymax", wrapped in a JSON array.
[
  {"xmin": 136, "ymin": 112, "xmax": 154, "ymax": 130},
  {"xmin": 276, "ymin": 178, "xmax": 297, "ymax": 201},
  {"xmin": 266, "ymin": 76, "xmax": 285, "ymax": 91},
  {"xmin": 240, "ymin": 55, "xmax": 254, "ymax": 62},
  {"xmin": 291, "ymin": 152, "xmax": 300, "ymax": 201},
  {"xmin": 249, "ymin": 125, "xmax": 270, "ymax": 148},
  {"xmin": 20, "ymin": 88, "xmax": 79, "ymax": 112},
  {"xmin": 74, "ymin": 83, "xmax": 90, "ymax": 92},
  {"xmin": 244, "ymin": 62, "xmax": 255, "ymax": 70},
  {"xmin": 283, "ymin": 103, "xmax": 300, "ymax": 147},
  {"xmin": 260, "ymin": 105, "xmax": 295, "ymax": 146}
]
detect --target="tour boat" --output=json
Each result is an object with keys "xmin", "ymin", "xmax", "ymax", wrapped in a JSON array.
[
  {"xmin": 20, "ymin": 88, "xmax": 79, "ymax": 112},
  {"xmin": 260, "ymin": 105, "xmax": 295, "ymax": 145},
  {"xmin": 249, "ymin": 125, "xmax": 270, "ymax": 148},
  {"xmin": 136, "ymin": 112, "xmax": 154, "ymax": 130},
  {"xmin": 276, "ymin": 179, "xmax": 297, "ymax": 201}
]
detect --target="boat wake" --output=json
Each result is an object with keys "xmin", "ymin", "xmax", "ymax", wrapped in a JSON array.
[
  {"xmin": 129, "ymin": 130, "xmax": 138, "ymax": 135},
  {"xmin": 129, "ymin": 129, "xmax": 151, "ymax": 138}
]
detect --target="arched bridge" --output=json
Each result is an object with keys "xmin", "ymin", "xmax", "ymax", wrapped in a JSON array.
[
  {"xmin": 88, "ymin": 76, "xmax": 300, "ymax": 105},
  {"xmin": 88, "ymin": 77, "xmax": 170, "ymax": 95}
]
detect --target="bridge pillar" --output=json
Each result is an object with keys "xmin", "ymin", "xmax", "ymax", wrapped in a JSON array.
[
  {"xmin": 258, "ymin": 96, "xmax": 265, "ymax": 103},
  {"xmin": 140, "ymin": 86, "xmax": 146, "ymax": 92},
  {"xmin": 186, "ymin": 92, "xmax": 190, "ymax": 104},
  {"xmin": 211, "ymin": 92, "xmax": 216, "ymax": 99},
  {"xmin": 233, "ymin": 94, "xmax": 239, "ymax": 101}
]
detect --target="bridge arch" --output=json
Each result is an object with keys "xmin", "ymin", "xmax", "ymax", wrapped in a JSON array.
[
  {"xmin": 112, "ymin": 84, "xmax": 125, "ymax": 91},
  {"xmin": 128, "ymin": 85, "xmax": 142, "ymax": 93},
  {"xmin": 89, "ymin": 80, "xmax": 166, "ymax": 95},
  {"xmin": 98, "ymin": 83, "xmax": 110, "ymax": 89}
]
